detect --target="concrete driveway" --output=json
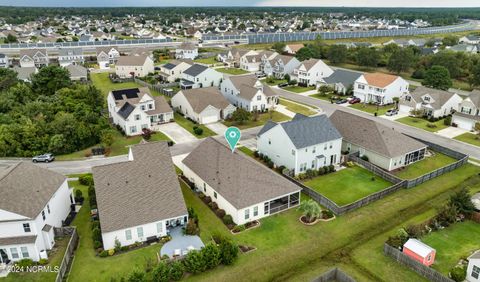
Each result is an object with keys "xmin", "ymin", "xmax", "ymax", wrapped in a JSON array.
[
  {"xmin": 205, "ymin": 122, "xmax": 228, "ymax": 135},
  {"xmin": 437, "ymin": 127, "xmax": 470, "ymax": 138},
  {"xmin": 379, "ymin": 112, "xmax": 408, "ymax": 121},
  {"xmin": 156, "ymin": 123, "xmax": 197, "ymax": 144}
]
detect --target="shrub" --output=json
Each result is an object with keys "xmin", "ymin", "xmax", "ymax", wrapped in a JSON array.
[
  {"xmin": 328, "ymin": 164, "xmax": 335, "ymax": 173},
  {"xmin": 152, "ymin": 262, "xmax": 169, "ymax": 282},
  {"xmin": 183, "ymin": 250, "xmax": 206, "ymax": 274},
  {"xmin": 450, "ymin": 266, "xmax": 466, "ymax": 282},
  {"xmin": 193, "ymin": 127, "xmax": 203, "ymax": 135},
  {"xmin": 168, "ymin": 261, "xmax": 185, "ymax": 281},
  {"xmin": 360, "ymin": 155, "xmax": 369, "ymax": 161},
  {"xmin": 223, "ymin": 214, "xmax": 234, "ymax": 225},
  {"xmin": 232, "ymin": 224, "xmax": 246, "ymax": 233},
  {"xmin": 211, "ymin": 202, "xmax": 218, "ymax": 210},
  {"xmin": 92, "ymin": 227, "xmax": 102, "ymax": 243},
  {"xmin": 305, "ymin": 169, "xmax": 316, "ymax": 179},
  {"xmin": 120, "ymin": 246, "xmax": 129, "ymax": 252},
  {"xmin": 114, "ymin": 238, "xmax": 121, "ymax": 252},
  {"xmin": 253, "ymin": 150, "xmax": 259, "ymax": 158},
  {"xmin": 426, "ymin": 122, "xmax": 437, "ymax": 128},
  {"xmin": 79, "ymin": 174, "xmax": 94, "ymax": 186},
  {"xmin": 93, "ymin": 240, "xmax": 103, "ymax": 249},
  {"xmin": 219, "ymin": 239, "xmax": 239, "ymax": 265},
  {"xmin": 201, "ymin": 243, "xmax": 221, "ymax": 269},
  {"xmin": 204, "ymin": 196, "xmax": 212, "ymax": 204},
  {"xmin": 38, "ymin": 258, "xmax": 48, "ymax": 265},
  {"xmin": 16, "ymin": 259, "xmax": 33, "ymax": 268},
  {"xmin": 99, "ymin": 250, "xmax": 109, "ymax": 257},
  {"xmin": 216, "ymin": 209, "xmax": 226, "ymax": 218},
  {"xmin": 75, "ymin": 189, "xmax": 83, "ymax": 200},
  {"xmin": 444, "ymin": 115, "xmax": 452, "ymax": 126},
  {"xmin": 127, "ymin": 269, "xmax": 146, "ymax": 282},
  {"xmin": 405, "ymin": 224, "xmax": 425, "ymax": 238},
  {"xmin": 267, "ymin": 160, "xmax": 274, "ymax": 169},
  {"xmin": 141, "ymin": 128, "xmax": 153, "ymax": 140},
  {"xmin": 289, "ymin": 79, "xmax": 297, "ymax": 85},
  {"xmin": 323, "ymin": 210, "xmax": 334, "ymax": 218},
  {"xmin": 185, "ymin": 218, "xmax": 200, "ymax": 235},
  {"xmin": 108, "ymin": 249, "xmax": 115, "ymax": 256},
  {"xmin": 318, "ymin": 167, "xmax": 325, "ymax": 175},
  {"xmin": 91, "ymin": 220, "xmax": 100, "ymax": 230}
]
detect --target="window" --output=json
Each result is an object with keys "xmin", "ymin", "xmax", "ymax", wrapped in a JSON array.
[
  {"xmin": 312, "ymin": 147, "xmax": 316, "ymax": 153},
  {"xmin": 472, "ymin": 265, "xmax": 480, "ymax": 279},
  {"xmin": 156, "ymin": 222, "xmax": 163, "ymax": 233},
  {"xmin": 405, "ymin": 96, "xmax": 411, "ymax": 102},
  {"xmin": 358, "ymin": 84, "xmax": 365, "ymax": 90},
  {"xmin": 148, "ymin": 104, "xmax": 153, "ymax": 110},
  {"xmin": 305, "ymin": 148, "xmax": 308, "ymax": 152},
  {"xmin": 253, "ymin": 206, "xmax": 258, "ymax": 217},
  {"xmin": 264, "ymin": 202, "xmax": 269, "ymax": 215},
  {"xmin": 257, "ymin": 95, "xmax": 261, "ymax": 101},
  {"xmin": 424, "ymin": 96, "xmax": 430, "ymax": 101},
  {"xmin": 125, "ymin": 229, "xmax": 132, "ymax": 240},
  {"xmin": 214, "ymin": 192, "xmax": 217, "ymax": 199},
  {"xmin": 42, "ymin": 211, "xmax": 46, "ymax": 221},
  {"xmin": 135, "ymin": 114, "xmax": 140, "ymax": 121},
  {"xmin": 137, "ymin": 227, "xmax": 144, "ymax": 238},
  {"xmin": 329, "ymin": 143, "xmax": 333, "ymax": 149},
  {"xmin": 203, "ymin": 183, "xmax": 206, "ymax": 192},
  {"xmin": 20, "ymin": 247, "xmax": 29, "ymax": 258},
  {"xmin": 47, "ymin": 204, "xmax": 50, "ymax": 214},
  {"xmin": 23, "ymin": 223, "xmax": 31, "ymax": 233},
  {"xmin": 291, "ymin": 150, "xmax": 295, "ymax": 156},
  {"xmin": 130, "ymin": 126, "xmax": 137, "ymax": 133},
  {"xmin": 311, "ymin": 160, "xmax": 315, "ymax": 168},
  {"xmin": 10, "ymin": 248, "xmax": 19, "ymax": 259},
  {"xmin": 140, "ymin": 105, "xmax": 145, "ymax": 111},
  {"xmin": 244, "ymin": 209, "xmax": 250, "ymax": 220}
]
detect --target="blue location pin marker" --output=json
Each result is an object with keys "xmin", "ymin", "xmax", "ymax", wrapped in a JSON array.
[{"xmin": 224, "ymin": 127, "xmax": 241, "ymax": 152}]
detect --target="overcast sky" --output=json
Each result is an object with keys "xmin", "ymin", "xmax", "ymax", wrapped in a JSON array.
[{"xmin": 0, "ymin": 0, "xmax": 478, "ymax": 7}]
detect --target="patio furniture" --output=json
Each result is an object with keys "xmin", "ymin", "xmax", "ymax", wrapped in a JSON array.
[
  {"xmin": 182, "ymin": 250, "xmax": 189, "ymax": 256},
  {"xmin": 187, "ymin": 245, "xmax": 195, "ymax": 251},
  {"xmin": 174, "ymin": 249, "xmax": 181, "ymax": 257}
]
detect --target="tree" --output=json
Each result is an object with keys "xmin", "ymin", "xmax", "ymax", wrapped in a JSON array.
[
  {"xmin": 356, "ymin": 47, "xmax": 380, "ymax": 68},
  {"xmin": 387, "ymin": 48, "xmax": 415, "ymax": 74},
  {"xmin": 168, "ymin": 261, "xmax": 184, "ymax": 281},
  {"xmin": 31, "ymin": 65, "xmax": 71, "ymax": 95},
  {"xmin": 326, "ymin": 45, "xmax": 348, "ymax": 64},
  {"xmin": 422, "ymin": 65, "xmax": 452, "ymax": 90},
  {"xmin": 152, "ymin": 262, "xmax": 169, "ymax": 282},
  {"xmin": 442, "ymin": 35, "xmax": 459, "ymax": 46},
  {"xmin": 0, "ymin": 68, "xmax": 17, "ymax": 91},
  {"xmin": 297, "ymin": 199, "xmax": 321, "ymax": 223},
  {"xmin": 295, "ymin": 47, "xmax": 315, "ymax": 61},
  {"xmin": 231, "ymin": 108, "xmax": 251, "ymax": 125},
  {"xmin": 469, "ymin": 63, "xmax": 480, "ymax": 87},
  {"xmin": 127, "ymin": 269, "xmax": 146, "ymax": 282},
  {"xmin": 100, "ymin": 129, "xmax": 115, "ymax": 147},
  {"xmin": 475, "ymin": 122, "xmax": 480, "ymax": 137},
  {"xmin": 110, "ymin": 27, "xmax": 116, "ymax": 32},
  {"xmin": 429, "ymin": 51, "xmax": 464, "ymax": 79},
  {"xmin": 103, "ymin": 27, "xmax": 109, "ymax": 33},
  {"xmin": 4, "ymin": 34, "xmax": 17, "ymax": 43},
  {"xmin": 183, "ymin": 250, "xmax": 206, "ymax": 274},
  {"xmin": 56, "ymin": 38, "xmax": 64, "ymax": 42},
  {"xmin": 448, "ymin": 187, "xmax": 476, "ymax": 216},
  {"xmin": 219, "ymin": 239, "xmax": 238, "ymax": 265},
  {"xmin": 271, "ymin": 42, "xmax": 286, "ymax": 54},
  {"xmin": 201, "ymin": 243, "xmax": 221, "ymax": 269}
]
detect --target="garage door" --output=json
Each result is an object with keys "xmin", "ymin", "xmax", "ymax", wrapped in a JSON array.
[
  {"xmin": 398, "ymin": 105, "xmax": 412, "ymax": 114},
  {"xmin": 452, "ymin": 116, "xmax": 473, "ymax": 130},
  {"xmin": 200, "ymin": 114, "xmax": 219, "ymax": 124}
]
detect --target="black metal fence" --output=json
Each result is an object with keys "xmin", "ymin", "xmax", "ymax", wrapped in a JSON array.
[
  {"xmin": 383, "ymin": 244, "xmax": 454, "ymax": 282},
  {"xmin": 312, "ymin": 268, "xmax": 356, "ymax": 282},
  {"xmin": 55, "ymin": 227, "xmax": 79, "ymax": 282}
]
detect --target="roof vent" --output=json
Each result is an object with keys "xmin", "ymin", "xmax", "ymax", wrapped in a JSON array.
[{"xmin": 125, "ymin": 180, "xmax": 128, "ymax": 184}]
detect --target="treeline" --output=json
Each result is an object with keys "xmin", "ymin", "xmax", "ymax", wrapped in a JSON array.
[{"xmin": 0, "ymin": 66, "xmax": 108, "ymax": 157}]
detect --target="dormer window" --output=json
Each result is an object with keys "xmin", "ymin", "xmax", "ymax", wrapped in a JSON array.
[
  {"xmin": 148, "ymin": 104, "xmax": 153, "ymax": 110},
  {"xmin": 140, "ymin": 105, "xmax": 145, "ymax": 111},
  {"xmin": 257, "ymin": 95, "xmax": 261, "ymax": 101},
  {"xmin": 405, "ymin": 96, "xmax": 411, "ymax": 102},
  {"xmin": 424, "ymin": 96, "xmax": 430, "ymax": 101},
  {"xmin": 23, "ymin": 223, "xmax": 31, "ymax": 232}
]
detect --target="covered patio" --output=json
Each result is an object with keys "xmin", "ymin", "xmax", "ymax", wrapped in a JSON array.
[
  {"xmin": 160, "ymin": 227, "xmax": 204, "ymax": 258},
  {"xmin": 265, "ymin": 191, "xmax": 300, "ymax": 215}
]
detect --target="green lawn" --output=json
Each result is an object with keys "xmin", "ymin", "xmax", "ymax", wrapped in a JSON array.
[
  {"xmin": 303, "ymin": 165, "xmax": 393, "ymax": 206},
  {"xmin": 310, "ymin": 93, "xmax": 341, "ymax": 102},
  {"xmin": 90, "ymin": 72, "xmax": 138, "ymax": 97},
  {"xmin": 396, "ymin": 116, "xmax": 449, "ymax": 132},
  {"xmin": 222, "ymin": 111, "xmax": 290, "ymax": 130},
  {"xmin": 216, "ymin": 68, "xmax": 249, "ymax": 75},
  {"xmin": 194, "ymin": 57, "xmax": 219, "ymax": 65},
  {"xmin": 393, "ymin": 152, "xmax": 457, "ymax": 180},
  {"xmin": 238, "ymin": 146, "xmax": 255, "ymax": 157},
  {"xmin": 282, "ymin": 85, "xmax": 316, "ymax": 93},
  {"xmin": 454, "ymin": 132, "xmax": 480, "ymax": 147},
  {"xmin": 174, "ymin": 113, "xmax": 217, "ymax": 138},
  {"xmin": 279, "ymin": 98, "xmax": 317, "ymax": 116},
  {"xmin": 264, "ymin": 78, "xmax": 287, "ymax": 86},
  {"xmin": 349, "ymin": 103, "xmax": 393, "ymax": 116},
  {"xmin": 422, "ymin": 221, "xmax": 480, "ymax": 275}
]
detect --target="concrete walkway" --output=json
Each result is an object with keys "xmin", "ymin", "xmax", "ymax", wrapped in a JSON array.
[
  {"xmin": 205, "ymin": 122, "xmax": 228, "ymax": 136},
  {"xmin": 275, "ymin": 104, "xmax": 296, "ymax": 118},
  {"xmin": 156, "ymin": 123, "xmax": 198, "ymax": 144},
  {"xmin": 160, "ymin": 227, "xmax": 204, "ymax": 257}
]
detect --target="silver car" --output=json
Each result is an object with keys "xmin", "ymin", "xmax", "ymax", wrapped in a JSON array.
[{"xmin": 32, "ymin": 153, "xmax": 55, "ymax": 163}]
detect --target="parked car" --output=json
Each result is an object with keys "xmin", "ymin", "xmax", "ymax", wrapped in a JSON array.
[
  {"xmin": 278, "ymin": 82, "xmax": 289, "ymax": 88},
  {"xmin": 32, "ymin": 153, "xmax": 55, "ymax": 163},
  {"xmin": 349, "ymin": 97, "xmax": 361, "ymax": 104},
  {"xmin": 335, "ymin": 99, "xmax": 348, "ymax": 104},
  {"xmin": 385, "ymin": 109, "xmax": 399, "ymax": 116},
  {"xmin": 255, "ymin": 72, "xmax": 266, "ymax": 78}
]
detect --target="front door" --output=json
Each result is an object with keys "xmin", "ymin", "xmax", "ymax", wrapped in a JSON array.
[{"xmin": 0, "ymin": 249, "xmax": 9, "ymax": 264}]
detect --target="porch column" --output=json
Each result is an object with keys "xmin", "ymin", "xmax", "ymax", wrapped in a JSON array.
[{"xmin": 287, "ymin": 194, "xmax": 290, "ymax": 208}]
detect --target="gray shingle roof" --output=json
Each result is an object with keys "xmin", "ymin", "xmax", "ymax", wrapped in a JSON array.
[
  {"xmin": 467, "ymin": 90, "xmax": 480, "ymax": 108},
  {"xmin": 407, "ymin": 86, "xmax": 458, "ymax": 110},
  {"xmin": 182, "ymin": 138, "xmax": 301, "ymax": 209},
  {"xmin": 93, "ymin": 142, "xmax": 188, "ymax": 233},
  {"xmin": 0, "ymin": 162, "xmax": 66, "ymax": 219},
  {"xmin": 0, "ymin": 235, "xmax": 37, "ymax": 246},
  {"xmin": 228, "ymin": 74, "xmax": 277, "ymax": 100},
  {"xmin": 65, "ymin": 64, "xmax": 87, "ymax": 79},
  {"xmin": 58, "ymin": 48, "xmax": 83, "ymax": 56},
  {"xmin": 183, "ymin": 64, "xmax": 208, "ymax": 77},
  {"xmin": 329, "ymin": 110, "xmax": 427, "ymax": 158},
  {"xmin": 323, "ymin": 69, "xmax": 362, "ymax": 88},
  {"xmin": 177, "ymin": 87, "xmax": 231, "ymax": 113},
  {"xmin": 116, "ymin": 55, "xmax": 149, "ymax": 66}
]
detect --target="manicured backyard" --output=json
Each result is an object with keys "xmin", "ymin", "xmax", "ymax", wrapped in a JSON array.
[
  {"xmin": 422, "ymin": 220, "xmax": 480, "ymax": 275},
  {"xmin": 279, "ymin": 98, "xmax": 317, "ymax": 116},
  {"xmin": 303, "ymin": 165, "xmax": 392, "ymax": 206},
  {"xmin": 282, "ymin": 85, "xmax": 316, "ymax": 93},
  {"xmin": 193, "ymin": 57, "xmax": 219, "ymax": 65},
  {"xmin": 174, "ymin": 113, "xmax": 217, "ymax": 138},
  {"xmin": 454, "ymin": 132, "xmax": 480, "ymax": 147},
  {"xmin": 393, "ymin": 152, "xmax": 457, "ymax": 180},
  {"xmin": 349, "ymin": 103, "xmax": 393, "ymax": 116},
  {"xmin": 90, "ymin": 72, "xmax": 139, "ymax": 97},
  {"xmin": 396, "ymin": 116, "xmax": 449, "ymax": 132},
  {"xmin": 216, "ymin": 67, "xmax": 249, "ymax": 75},
  {"xmin": 222, "ymin": 111, "xmax": 290, "ymax": 129}
]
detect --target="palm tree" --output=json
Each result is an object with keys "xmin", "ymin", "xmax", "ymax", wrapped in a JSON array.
[{"xmin": 297, "ymin": 200, "xmax": 321, "ymax": 223}]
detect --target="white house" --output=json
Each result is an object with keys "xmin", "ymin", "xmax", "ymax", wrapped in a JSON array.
[
  {"xmin": 262, "ymin": 54, "xmax": 301, "ymax": 78},
  {"xmin": 239, "ymin": 50, "xmax": 277, "ymax": 72},
  {"xmin": 180, "ymin": 64, "xmax": 223, "ymax": 89},
  {"xmin": 93, "ymin": 142, "xmax": 188, "ymax": 250},
  {"xmin": 171, "ymin": 87, "xmax": 236, "ymax": 124},
  {"xmin": 107, "ymin": 87, "xmax": 173, "ymax": 136},
  {"xmin": 284, "ymin": 44, "xmax": 304, "ymax": 55},
  {"xmin": 467, "ymin": 250, "xmax": 480, "ymax": 282},
  {"xmin": 175, "ymin": 42, "xmax": 198, "ymax": 60},
  {"xmin": 399, "ymin": 86, "xmax": 462, "ymax": 118},
  {"xmin": 257, "ymin": 114, "xmax": 343, "ymax": 175},
  {"xmin": 13, "ymin": 66, "xmax": 37, "ymax": 82},
  {"xmin": 159, "ymin": 60, "xmax": 192, "ymax": 83},
  {"xmin": 221, "ymin": 74, "xmax": 279, "ymax": 112},
  {"xmin": 227, "ymin": 48, "xmax": 253, "ymax": 68},
  {"xmin": 0, "ymin": 162, "xmax": 74, "ymax": 263},
  {"xmin": 181, "ymin": 138, "xmax": 301, "ymax": 225},
  {"xmin": 460, "ymin": 35, "xmax": 480, "ymax": 45},
  {"xmin": 96, "ymin": 46, "xmax": 120, "ymax": 69},
  {"xmin": 452, "ymin": 90, "xmax": 480, "ymax": 131},
  {"xmin": 19, "ymin": 49, "xmax": 49, "ymax": 68},
  {"xmin": 292, "ymin": 58, "xmax": 334, "ymax": 86},
  {"xmin": 330, "ymin": 110, "xmax": 428, "ymax": 171},
  {"xmin": 353, "ymin": 72, "xmax": 409, "ymax": 105},
  {"xmin": 0, "ymin": 53, "xmax": 8, "ymax": 68},
  {"xmin": 57, "ymin": 48, "xmax": 84, "ymax": 67},
  {"xmin": 115, "ymin": 55, "xmax": 154, "ymax": 78}
]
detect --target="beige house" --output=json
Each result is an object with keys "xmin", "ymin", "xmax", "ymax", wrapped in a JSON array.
[{"xmin": 115, "ymin": 55, "xmax": 154, "ymax": 78}]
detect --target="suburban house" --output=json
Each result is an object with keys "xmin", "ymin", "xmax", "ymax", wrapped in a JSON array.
[
  {"xmin": 330, "ymin": 110, "xmax": 427, "ymax": 171},
  {"xmin": 175, "ymin": 42, "xmax": 198, "ymax": 60},
  {"xmin": 467, "ymin": 250, "xmax": 480, "ymax": 282},
  {"xmin": 180, "ymin": 64, "xmax": 223, "ymax": 89},
  {"xmin": 221, "ymin": 74, "xmax": 279, "ymax": 112},
  {"xmin": 450, "ymin": 44, "xmax": 478, "ymax": 54},
  {"xmin": 239, "ymin": 50, "xmax": 277, "ymax": 72},
  {"xmin": 65, "ymin": 64, "xmax": 88, "ymax": 81},
  {"xmin": 107, "ymin": 87, "xmax": 173, "ymax": 136},
  {"xmin": 291, "ymin": 58, "xmax": 334, "ymax": 86},
  {"xmin": 0, "ymin": 162, "xmax": 74, "ymax": 263},
  {"xmin": 399, "ymin": 86, "xmax": 462, "ymax": 118},
  {"xmin": 181, "ymin": 138, "xmax": 302, "ymax": 225},
  {"xmin": 171, "ymin": 87, "xmax": 236, "ymax": 124},
  {"xmin": 13, "ymin": 66, "xmax": 37, "ymax": 82},
  {"xmin": 460, "ymin": 35, "xmax": 480, "ymax": 45},
  {"xmin": 452, "ymin": 90, "xmax": 480, "ymax": 131},
  {"xmin": 257, "ymin": 114, "xmax": 343, "ymax": 175},
  {"xmin": 159, "ymin": 60, "xmax": 192, "ymax": 83},
  {"xmin": 19, "ymin": 49, "xmax": 49, "ymax": 68},
  {"xmin": 226, "ymin": 48, "xmax": 253, "ymax": 67},
  {"xmin": 321, "ymin": 69, "xmax": 363, "ymax": 94},
  {"xmin": 284, "ymin": 44, "xmax": 304, "ymax": 54},
  {"xmin": 115, "ymin": 55, "xmax": 154, "ymax": 78},
  {"xmin": 353, "ymin": 72, "xmax": 409, "ymax": 105},
  {"xmin": 93, "ymin": 142, "xmax": 188, "ymax": 250},
  {"xmin": 0, "ymin": 53, "xmax": 8, "ymax": 68},
  {"xmin": 96, "ymin": 46, "xmax": 120, "ymax": 69},
  {"xmin": 402, "ymin": 239, "xmax": 436, "ymax": 267},
  {"xmin": 262, "ymin": 54, "xmax": 301, "ymax": 78},
  {"xmin": 383, "ymin": 38, "xmax": 426, "ymax": 47},
  {"xmin": 57, "ymin": 48, "xmax": 84, "ymax": 67}
]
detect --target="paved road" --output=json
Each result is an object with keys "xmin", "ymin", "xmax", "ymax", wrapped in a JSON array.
[{"xmin": 273, "ymin": 87, "xmax": 480, "ymax": 160}]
